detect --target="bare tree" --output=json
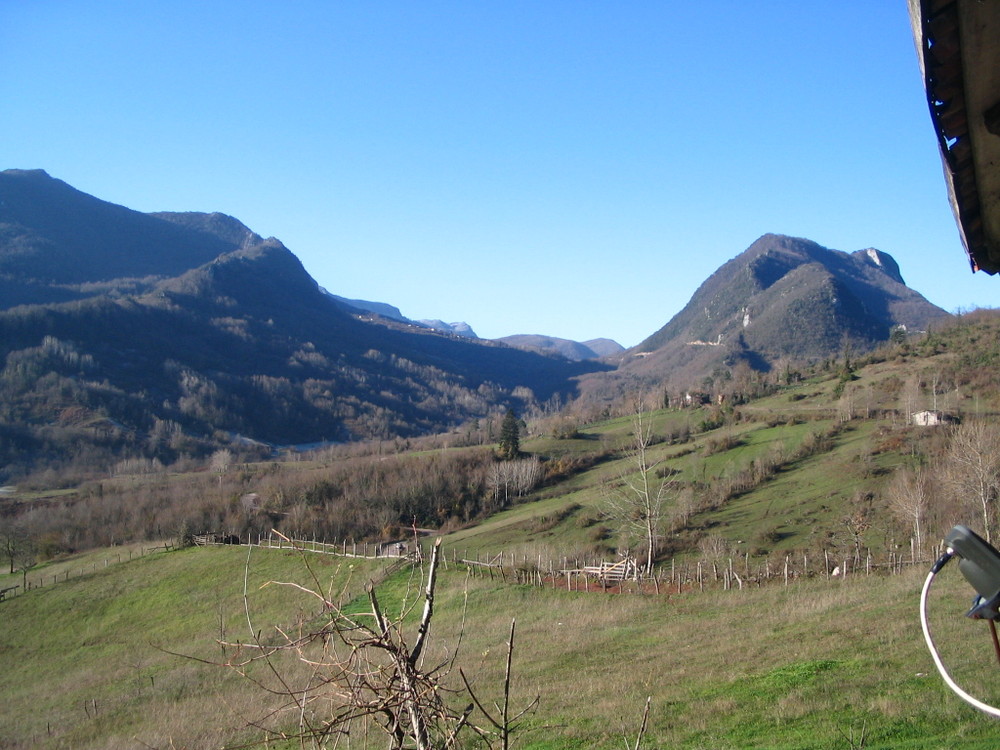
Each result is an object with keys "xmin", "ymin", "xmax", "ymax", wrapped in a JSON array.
[
  {"xmin": 486, "ymin": 458, "xmax": 542, "ymax": 511},
  {"xmin": 510, "ymin": 457, "xmax": 542, "ymax": 498},
  {"xmin": 210, "ymin": 448, "xmax": 234, "ymax": 474},
  {"xmin": 837, "ymin": 385, "xmax": 855, "ymax": 423},
  {"xmin": 206, "ymin": 535, "xmax": 536, "ymax": 749},
  {"xmin": 842, "ymin": 494, "xmax": 873, "ymax": 565},
  {"xmin": 945, "ymin": 420, "xmax": 1000, "ymax": 543},
  {"xmin": 605, "ymin": 398, "xmax": 675, "ymax": 575},
  {"xmin": 901, "ymin": 376, "xmax": 920, "ymax": 425},
  {"xmin": 930, "ymin": 372, "xmax": 942, "ymax": 413},
  {"xmin": 697, "ymin": 534, "xmax": 731, "ymax": 581},
  {"xmin": 886, "ymin": 465, "xmax": 930, "ymax": 559},
  {"xmin": 669, "ymin": 486, "xmax": 697, "ymax": 531},
  {"xmin": 487, "ymin": 461, "xmax": 508, "ymax": 511},
  {"xmin": 622, "ymin": 696, "xmax": 652, "ymax": 750},
  {"xmin": 0, "ymin": 519, "xmax": 36, "ymax": 592},
  {"xmin": 0, "ymin": 519, "xmax": 34, "ymax": 576},
  {"xmin": 211, "ymin": 448, "xmax": 233, "ymax": 503},
  {"xmin": 459, "ymin": 618, "xmax": 537, "ymax": 750}
]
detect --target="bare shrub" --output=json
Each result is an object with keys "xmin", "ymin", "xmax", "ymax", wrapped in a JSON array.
[{"xmin": 211, "ymin": 537, "xmax": 537, "ymax": 748}]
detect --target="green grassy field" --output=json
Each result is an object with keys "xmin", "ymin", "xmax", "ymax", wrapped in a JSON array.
[
  {"xmin": 0, "ymin": 545, "xmax": 393, "ymax": 749},
  {"xmin": 3, "ymin": 542, "xmax": 1000, "ymax": 748}
]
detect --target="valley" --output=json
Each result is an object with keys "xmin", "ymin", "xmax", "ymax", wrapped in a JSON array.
[
  {"xmin": 3, "ymin": 311, "xmax": 1000, "ymax": 747},
  {"xmin": 6, "ymin": 2, "xmax": 1000, "ymax": 747}
]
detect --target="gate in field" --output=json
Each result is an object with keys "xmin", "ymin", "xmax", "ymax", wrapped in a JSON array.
[{"xmin": 581, "ymin": 557, "xmax": 638, "ymax": 583}]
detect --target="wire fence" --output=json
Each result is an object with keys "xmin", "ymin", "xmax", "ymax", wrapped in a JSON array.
[
  {"xmin": 1, "ymin": 543, "xmax": 174, "ymax": 600},
  {"xmin": 448, "ymin": 542, "xmax": 947, "ymax": 595},
  {"xmin": 1, "ymin": 530, "xmax": 945, "ymax": 604}
]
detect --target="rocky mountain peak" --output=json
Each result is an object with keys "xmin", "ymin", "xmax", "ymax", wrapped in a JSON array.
[
  {"xmin": 852, "ymin": 247, "xmax": 904, "ymax": 285},
  {"xmin": 624, "ymin": 233, "xmax": 949, "ymax": 386}
]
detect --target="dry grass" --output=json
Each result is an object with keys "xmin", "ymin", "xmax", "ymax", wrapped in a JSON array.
[
  {"xmin": 5, "ymin": 543, "xmax": 1000, "ymax": 749},
  {"xmin": 0, "ymin": 545, "xmax": 389, "ymax": 749},
  {"xmin": 416, "ymin": 563, "xmax": 1000, "ymax": 748}
]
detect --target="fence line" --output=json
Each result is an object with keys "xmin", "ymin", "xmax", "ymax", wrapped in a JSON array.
[
  {"xmin": 3, "ymin": 543, "xmax": 173, "ymax": 600},
  {"xmin": 3, "ymin": 530, "xmax": 418, "ymax": 604},
  {"xmin": 449, "ymin": 543, "xmax": 945, "ymax": 596},
  {"xmin": 3, "ymin": 529, "xmax": 944, "ymax": 604},
  {"xmin": 194, "ymin": 530, "xmax": 415, "ymax": 560}
]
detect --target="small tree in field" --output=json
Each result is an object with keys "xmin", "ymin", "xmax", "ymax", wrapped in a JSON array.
[
  {"xmin": 605, "ymin": 397, "xmax": 675, "ymax": 576},
  {"xmin": 0, "ymin": 520, "xmax": 34, "ymax": 575}
]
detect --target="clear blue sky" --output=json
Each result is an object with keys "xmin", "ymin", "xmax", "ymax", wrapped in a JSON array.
[{"xmin": 3, "ymin": 1, "xmax": 996, "ymax": 347}]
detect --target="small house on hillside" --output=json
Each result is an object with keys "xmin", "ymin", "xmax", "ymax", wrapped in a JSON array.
[
  {"xmin": 912, "ymin": 410, "xmax": 955, "ymax": 427},
  {"xmin": 684, "ymin": 391, "xmax": 711, "ymax": 406}
]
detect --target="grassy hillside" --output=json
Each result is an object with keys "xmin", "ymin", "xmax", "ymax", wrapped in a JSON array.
[
  {"xmin": 448, "ymin": 311, "xmax": 1000, "ymax": 566},
  {"xmin": 446, "ymin": 403, "xmax": 894, "ymax": 565},
  {"xmin": 0, "ymin": 546, "xmax": 392, "ymax": 749},
  {"xmin": 2, "ymin": 544, "xmax": 1000, "ymax": 748},
  {"xmin": 4, "ymin": 311, "xmax": 1000, "ymax": 747}
]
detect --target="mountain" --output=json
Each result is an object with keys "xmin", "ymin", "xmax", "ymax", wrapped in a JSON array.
[
  {"xmin": 582, "ymin": 338, "xmax": 626, "ymax": 358},
  {"xmin": 0, "ymin": 170, "xmax": 251, "ymax": 292},
  {"xmin": 0, "ymin": 169, "xmax": 609, "ymax": 480},
  {"xmin": 581, "ymin": 234, "xmax": 951, "ymax": 397},
  {"xmin": 325, "ymin": 294, "xmax": 623, "ymax": 352},
  {"xmin": 417, "ymin": 320, "xmax": 478, "ymax": 338},
  {"xmin": 496, "ymin": 334, "xmax": 624, "ymax": 361},
  {"xmin": 325, "ymin": 294, "xmax": 479, "ymax": 339},
  {"xmin": 0, "ymin": 172, "xmax": 955, "ymax": 479},
  {"xmin": 323, "ymin": 294, "xmax": 407, "ymax": 322}
]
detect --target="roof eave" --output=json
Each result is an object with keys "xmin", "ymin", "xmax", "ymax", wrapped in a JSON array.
[{"xmin": 909, "ymin": 0, "xmax": 1000, "ymax": 275}]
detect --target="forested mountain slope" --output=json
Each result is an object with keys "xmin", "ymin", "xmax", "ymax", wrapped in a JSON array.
[{"xmin": 0, "ymin": 170, "xmax": 607, "ymax": 480}]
